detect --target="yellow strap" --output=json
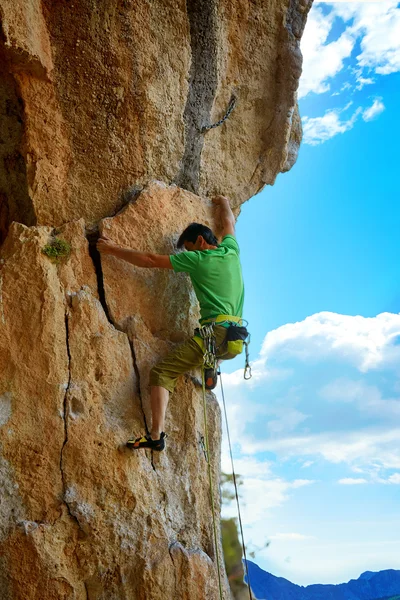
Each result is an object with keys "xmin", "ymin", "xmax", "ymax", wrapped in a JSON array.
[
  {"xmin": 193, "ymin": 336, "xmax": 205, "ymax": 351},
  {"xmin": 194, "ymin": 315, "xmax": 242, "ymax": 351},
  {"xmin": 201, "ymin": 314, "xmax": 242, "ymax": 325}
]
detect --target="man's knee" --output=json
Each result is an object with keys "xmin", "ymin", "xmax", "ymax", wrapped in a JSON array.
[
  {"xmin": 149, "ymin": 364, "xmax": 176, "ymax": 394},
  {"xmin": 149, "ymin": 337, "xmax": 204, "ymax": 393}
]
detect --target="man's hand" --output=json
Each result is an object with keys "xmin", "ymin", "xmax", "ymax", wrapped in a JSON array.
[
  {"xmin": 212, "ymin": 195, "xmax": 230, "ymax": 206},
  {"xmin": 97, "ymin": 236, "xmax": 119, "ymax": 255}
]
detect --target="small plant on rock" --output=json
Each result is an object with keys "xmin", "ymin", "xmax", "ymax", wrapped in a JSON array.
[{"xmin": 42, "ymin": 237, "xmax": 71, "ymax": 263}]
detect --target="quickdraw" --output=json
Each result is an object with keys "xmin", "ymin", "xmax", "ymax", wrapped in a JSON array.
[
  {"xmin": 200, "ymin": 323, "xmax": 218, "ymax": 370},
  {"xmin": 244, "ymin": 332, "xmax": 252, "ymax": 380}
]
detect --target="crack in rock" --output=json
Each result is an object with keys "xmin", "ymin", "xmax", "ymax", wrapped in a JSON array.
[
  {"xmin": 59, "ymin": 308, "xmax": 84, "ymax": 532},
  {"xmin": 86, "ymin": 230, "xmax": 113, "ymax": 324},
  {"xmin": 83, "ymin": 232, "xmax": 154, "ymax": 466},
  {"xmin": 127, "ymin": 336, "xmax": 158, "ymax": 471}
]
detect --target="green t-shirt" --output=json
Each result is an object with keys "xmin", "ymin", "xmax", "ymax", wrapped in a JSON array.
[{"xmin": 169, "ymin": 235, "xmax": 244, "ymax": 324}]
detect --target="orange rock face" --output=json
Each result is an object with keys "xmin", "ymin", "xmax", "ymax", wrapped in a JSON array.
[
  {"xmin": 0, "ymin": 0, "xmax": 311, "ymax": 239},
  {"xmin": 0, "ymin": 208, "xmax": 226, "ymax": 599},
  {"xmin": 0, "ymin": 1, "xmax": 312, "ymax": 598}
]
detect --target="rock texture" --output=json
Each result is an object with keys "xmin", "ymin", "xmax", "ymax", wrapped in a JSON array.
[
  {"xmin": 0, "ymin": 0, "xmax": 312, "ymax": 598},
  {"xmin": 0, "ymin": 207, "xmax": 226, "ymax": 599},
  {"xmin": 0, "ymin": 0, "xmax": 311, "ymax": 241}
]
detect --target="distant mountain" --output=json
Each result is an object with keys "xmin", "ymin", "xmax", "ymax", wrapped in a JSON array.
[{"xmin": 244, "ymin": 562, "xmax": 400, "ymax": 600}]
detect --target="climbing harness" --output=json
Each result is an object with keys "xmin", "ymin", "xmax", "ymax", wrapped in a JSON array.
[
  {"xmin": 197, "ymin": 316, "xmax": 252, "ymax": 381},
  {"xmin": 201, "ymin": 95, "xmax": 237, "ymax": 133},
  {"xmin": 198, "ymin": 319, "xmax": 253, "ymax": 600}
]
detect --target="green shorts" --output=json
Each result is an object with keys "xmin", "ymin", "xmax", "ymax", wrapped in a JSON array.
[{"xmin": 149, "ymin": 325, "xmax": 241, "ymax": 393}]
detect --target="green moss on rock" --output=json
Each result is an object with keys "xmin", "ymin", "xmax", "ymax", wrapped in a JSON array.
[{"xmin": 42, "ymin": 237, "xmax": 71, "ymax": 262}]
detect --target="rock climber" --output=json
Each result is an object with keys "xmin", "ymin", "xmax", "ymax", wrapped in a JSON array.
[{"xmin": 97, "ymin": 195, "xmax": 245, "ymax": 452}]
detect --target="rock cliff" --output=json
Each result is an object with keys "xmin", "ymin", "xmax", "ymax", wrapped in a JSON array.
[{"xmin": 0, "ymin": 1, "xmax": 312, "ymax": 598}]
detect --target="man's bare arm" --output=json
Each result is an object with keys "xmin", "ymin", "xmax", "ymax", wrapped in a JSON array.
[
  {"xmin": 212, "ymin": 195, "xmax": 235, "ymax": 237},
  {"xmin": 97, "ymin": 237, "xmax": 173, "ymax": 269}
]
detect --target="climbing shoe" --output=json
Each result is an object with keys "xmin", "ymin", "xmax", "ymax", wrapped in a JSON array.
[
  {"xmin": 204, "ymin": 367, "xmax": 220, "ymax": 390},
  {"xmin": 126, "ymin": 432, "xmax": 166, "ymax": 452}
]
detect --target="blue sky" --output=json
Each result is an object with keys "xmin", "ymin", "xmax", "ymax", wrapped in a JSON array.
[{"xmin": 219, "ymin": 0, "xmax": 400, "ymax": 587}]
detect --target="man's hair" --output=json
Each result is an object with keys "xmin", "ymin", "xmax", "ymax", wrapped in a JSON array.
[{"xmin": 177, "ymin": 223, "xmax": 218, "ymax": 249}]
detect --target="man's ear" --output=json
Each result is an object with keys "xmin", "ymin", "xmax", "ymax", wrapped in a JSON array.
[{"xmin": 197, "ymin": 235, "xmax": 205, "ymax": 249}]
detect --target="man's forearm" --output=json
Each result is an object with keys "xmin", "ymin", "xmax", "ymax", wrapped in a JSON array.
[
  {"xmin": 218, "ymin": 197, "xmax": 235, "ymax": 225},
  {"xmin": 97, "ymin": 237, "xmax": 173, "ymax": 269},
  {"xmin": 109, "ymin": 246, "xmax": 154, "ymax": 268}
]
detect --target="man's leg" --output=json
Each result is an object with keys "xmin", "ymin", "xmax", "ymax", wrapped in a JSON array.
[
  {"xmin": 127, "ymin": 336, "xmax": 204, "ymax": 450},
  {"xmin": 150, "ymin": 385, "xmax": 169, "ymax": 440}
]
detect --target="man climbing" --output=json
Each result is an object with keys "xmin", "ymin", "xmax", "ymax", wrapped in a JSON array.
[{"xmin": 97, "ymin": 195, "xmax": 245, "ymax": 452}]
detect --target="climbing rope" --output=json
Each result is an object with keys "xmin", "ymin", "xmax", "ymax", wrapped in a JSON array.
[
  {"xmin": 201, "ymin": 366, "xmax": 224, "ymax": 600},
  {"xmin": 199, "ymin": 321, "xmax": 253, "ymax": 600},
  {"xmin": 201, "ymin": 95, "xmax": 237, "ymax": 133},
  {"xmin": 219, "ymin": 372, "xmax": 254, "ymax": 600}
]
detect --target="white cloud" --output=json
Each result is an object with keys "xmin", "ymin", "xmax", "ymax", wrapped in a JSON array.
[
  {"xmin": 387, "ymin": 473, "xmax": 400, "ymax": 484},
  {"xmin": 221, "ymin": 312, "xmax": 400, "ymax": 472},
  {"xmin": 362, "ymin": 97, "xmax": 385, "ymax": 121},
  {"xmin": 248, "ymin": 428, "xmax": 400, "ymax": 471},
  {"xmin": 333, "ymin": 1, "xmax": 400, "ymax": 75},
  {"xmin": 320, "ymin": 378, "xmax": 400, "ymax": 419},
  {"xmin": 338, "ymin": 478, "xmax": 368, "ymax": 485},
  {"xmin": 353, "ymin": 472, "xmax": 400, "ymax": 485},
  {"xmin": 260, "ymin": 312, "xmax": 400, "ymax": 372},
  {"xmin": 260, "ymin": 537, "xmax": 400, "ymax": 587},
  {"xmin": 267, "ymin": 407, "xmax": 309, "ymax": 435},
  {"xmin": 302, "ymin": 98, "xmax": 385, "ymax": 144},
  {"xmin": 218, "ymin": 392, "xmax": 270, "ymax": 448},
  {"xmin": 356, "ymin": 76, "xmax": 375, "ymax": 90},
  {"xmin": 270, "ymin": 532, "xmax": 315, "ymax": 541},
  {"xmin": 299, "ymin": 7, "xmax": 355, "ymax": 98},
  {"xmin": 221, "ymin": 455, "xmax": 273, "ymax": 480},
  {"xmin": 238, "ymin": 478, "xmax": 313, "ymax": 524},
  {"xmin": 300, "ymin": 1, "xmax": 400, "ymax": 99},
  {"xmin": 221, "ymin": 455, "xmax": 314, "ymax": 526},
  {"xmin": 222, "ymin": 473, "xmax": 314, "ymax": 524},
  {"xmin": 302, "ymin": 107, "xmax": 361, "ymax": 145},
  {"xmin": 220, "ymin": 309, "xmax": 400, "ymax": 584},
  {"xmin": 222, "ymin": 362, "xmax": 292, "ymax": 388}
]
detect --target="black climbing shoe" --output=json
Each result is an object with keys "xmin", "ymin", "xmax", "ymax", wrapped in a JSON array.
[
  {"xmin": 204, "ymin": 367, "xmax": 220, "ymax": 390},
  {"xmin": 127, "ymin": 432, "xmax": 167, "ymax": 452}
]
